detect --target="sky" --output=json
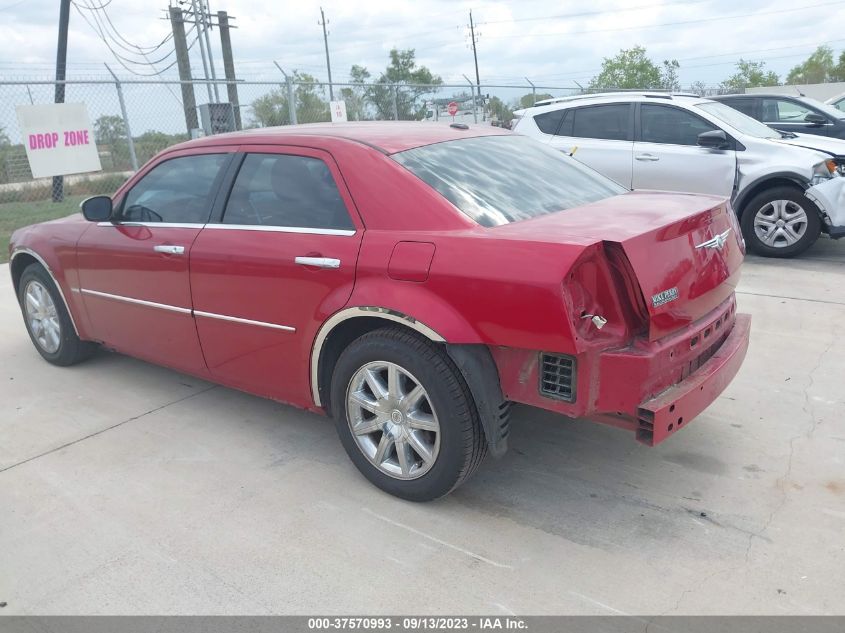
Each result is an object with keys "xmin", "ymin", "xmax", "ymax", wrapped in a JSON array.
[{"xmin": 1, "ymin": 0, "xmax": 844, "ymax": 90}]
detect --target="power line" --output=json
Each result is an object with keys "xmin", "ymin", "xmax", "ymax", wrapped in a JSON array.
[
  {"xmin": 478, "ymin": 1, "xmax": 842, "ymax": 40},
  {"xmin": 479, "ymin": 0, "xmax": 711, "ymax": 26}
]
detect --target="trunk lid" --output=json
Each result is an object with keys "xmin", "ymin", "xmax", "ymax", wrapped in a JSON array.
[{"xmin": 495, "ymin": 191, "xmax": 745, "ymax": 340}]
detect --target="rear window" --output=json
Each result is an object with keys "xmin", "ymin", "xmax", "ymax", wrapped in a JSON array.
[{"xmin": 391, "ymin": 135, "xmax": 626, "ymax": 227}]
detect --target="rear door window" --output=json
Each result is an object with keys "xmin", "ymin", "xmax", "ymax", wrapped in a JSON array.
[
  {"xmin": 534, "ymin": 109, "xmax": 565, "ymax": 135},
  {"xmin": 762, "ymin": 98, "xmax": 814, "ymax": 123},
  {"xmin": 571, "ymin": 104, "xmax": 631, "ymax": 141},
  {"xmin": 221, "ymin": 153, "xmax": 354, "ymax": 230}
]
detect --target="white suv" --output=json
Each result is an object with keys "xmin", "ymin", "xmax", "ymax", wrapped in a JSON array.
[{"xmin": 513, "ymin": 92, "xmax": 845, "ymax": 257}]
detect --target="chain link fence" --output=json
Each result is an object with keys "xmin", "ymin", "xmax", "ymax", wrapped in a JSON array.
[{"xmin": 1, "ymin": 76, "xmax": 714, "ymax": 259}]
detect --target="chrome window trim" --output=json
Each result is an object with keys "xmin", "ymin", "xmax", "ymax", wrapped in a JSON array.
[
  {"xmin": 95, "ymin": 222, "xmax": 356, "ymax": 236},
  {"xmin": 310, "ymin": 307, "xmax": 446, "ymax": 407},
  {"xmin": 9, "ymin": 248, "xmax": 81, "ymax": 336},
  {"xmin": 97, "ymin": 221, "xmax": 206, "ymax": 229},
  {"xmin": 80, "ymin": 288, "xmax": 192, "ymax": 314},
  {"xmin": 204, "ymin": 224, "xmax": 356, "ymax": 236},
  {"xmin": 194, "ymin": 310, "xmax": 296, "ymax": 332}
]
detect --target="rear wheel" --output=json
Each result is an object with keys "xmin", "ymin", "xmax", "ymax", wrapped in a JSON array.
[
  {"xmin": 740, "ymin": 186, "xmax": 821, "ymax": 257},
  {"xmin": 17, "ymin": 263, "xmax": 96, "ymax": 366},
  {"xmin": 330, "ymin": 327, "xmax": 487, "ymax": 501}
]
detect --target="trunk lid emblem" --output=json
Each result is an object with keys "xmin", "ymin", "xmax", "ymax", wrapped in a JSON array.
[{"xmin": 696, "ymin": 228, "xmax": 731, "ymax": 251}]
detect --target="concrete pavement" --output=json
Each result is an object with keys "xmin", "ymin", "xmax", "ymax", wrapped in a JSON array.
[{"xmin": 1, "ymin": 239, "xmax": 843, "ymax": 615}]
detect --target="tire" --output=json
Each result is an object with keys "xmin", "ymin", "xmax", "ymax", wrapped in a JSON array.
[
  {"xmin": 17, "ymin": 263, "xmax": 96, "ymax": 366},
  {"xmin": 740, "ymin": 186, "xmax": 821, "ymax": 257},
  {"xmin": 330, "ymin": 327, "xmax": 487, "ymax": 501}
]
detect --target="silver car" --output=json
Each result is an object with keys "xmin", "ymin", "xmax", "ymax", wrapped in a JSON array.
[{"xmin": 513, "ymin": 92, "xmax": 845, "ymax": 257}]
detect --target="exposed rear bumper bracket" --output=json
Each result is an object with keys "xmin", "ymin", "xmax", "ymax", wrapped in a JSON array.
[{"xmin": 636, "ymin": 313, "xmax": 751, "ymax": 446}]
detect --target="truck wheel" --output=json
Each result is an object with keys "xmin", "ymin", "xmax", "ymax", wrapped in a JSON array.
[
  {"xmin": 740, "ymin": 186, "xmax": 821, "ymax": 257},
  {"xmin": 330, "ymin": 327, "xmax": 487, "ymax": 501},
  {"xmin": 17, "ymin": 263, "xmax": 96, "ymax": 366}
]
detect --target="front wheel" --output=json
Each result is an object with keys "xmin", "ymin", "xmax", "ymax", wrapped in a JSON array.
[
  {"xmin": 17, "ymin": 263, "xmax": 96, "ymax": 366},
  {"xmin": 330, "ymin": 327, "xmax": 487, "ymax": 501},
  {"xmin": 740, "ymin": 186, "xmax": 821, "ymax": 257}
]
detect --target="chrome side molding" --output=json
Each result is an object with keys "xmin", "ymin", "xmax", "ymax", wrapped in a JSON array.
[
  {"xmin": 194, "ymin": 310, "xmax": 296, "ymax": 332},
  {"xmin": 79, "ymin": 288, "xmax": 296, "ymax": 332}
]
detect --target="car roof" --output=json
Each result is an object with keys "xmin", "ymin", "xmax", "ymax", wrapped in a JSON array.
[
  {"xmin": 515, "ymin": 92, "xmax": 709, "ymax": 115},
  {"xmin": 172, "ymin": 121, "xmax": 511, "ymax": 155}
]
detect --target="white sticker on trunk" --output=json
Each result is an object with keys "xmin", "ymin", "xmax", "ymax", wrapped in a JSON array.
[{"xmin": 652, "ymin": 287, "xmax": 679, "ymax": 308}]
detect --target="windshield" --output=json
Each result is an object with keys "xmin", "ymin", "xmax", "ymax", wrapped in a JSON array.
[
  {"xmin": 696, "ymin": 101, "xmax": 780, "ymax": 139},
  {"xmin": 391, "ymin": 135, "xmax": 626, "ymax": 227}
]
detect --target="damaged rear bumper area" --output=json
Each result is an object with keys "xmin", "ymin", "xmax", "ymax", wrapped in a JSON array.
[
  {"xmin": 635, "ymin": 313, "xmax": 751, "ymax": 446},
  {"xmin": 807, "ymin": 177, "xmax": 845, "ymax": 239}
]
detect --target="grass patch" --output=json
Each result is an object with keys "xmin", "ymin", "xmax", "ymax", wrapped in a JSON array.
[{"xmin": 0, "ymin": 196, "xmax": 84, "ymax": 263}]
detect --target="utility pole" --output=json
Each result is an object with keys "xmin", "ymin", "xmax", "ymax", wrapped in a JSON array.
[
  {"xmin": 218, "ymin": 10, "xmax": 241, "ymax": 129},
  {"xmin": 199, "ymin": 0, "xmax": 220, "ymax": 101},
  {"xmin": 170, "ymin": 7, "xmax": 199, "ymax": 134},
  {"xmin": 189, "ymin": 0, "xmax": 214, "ymax": 102},
  {"xmin": 319, "ymin": 7, "xmax": 334, "ymax": 101},
  {"xmin": 468, "ymin": 10, "xmax": 481, "ymax": 120},
  {"xmin": 52, "ymin": 0, "xmax": 71, "ymax": 202}
]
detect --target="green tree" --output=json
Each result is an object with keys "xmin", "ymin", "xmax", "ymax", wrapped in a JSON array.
[
  {"xmin": 689, "ymin": 80, "xmax": 709, "ymax": 97},
  {"xmin": 363, "ymin": 49, "xmax": 443, "ymax": 120},
  {"xmin": 94, "ymin": 115, "xmax": 129, "ymax": 168},
  {"xmin": 589, "ymin": 46, "xmax": 675, "ymax": 90},
  {"xmin": 660, "ymin": 60, "xmax": 681, "ymax": 91},
  {"xmin": 516, "ymin": 92, "xmax": 553, "ymax": 108},
  {"xmin": 250, "ymin": 71, "xmax": 330, "ymax": 127},
  {"xmin": 833, "ymin": 51, "xmax": 845, "ymax": 82},
  {"xmin": 787, "ymin": 46, "xmax": 835, "ymax": 84},
  {"xmin": 720, "ymin": 59, "xmax": 780, "ymax": 93},
  {"xmin": 487, "ymin": 96, "xmax": 513, "ymax": 124},
  {"xmin": 340, "ymin": 64, "xmax": 371, "ymax": 121}
]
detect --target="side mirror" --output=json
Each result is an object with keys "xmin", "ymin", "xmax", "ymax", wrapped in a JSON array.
[
  {"xmin": 697, "ymin": 129, "xmax": 730, "ymax": 150},
  {"xmin": 80, "ymin": 195, "xmax": 113, "ymax": 222},
  {"xmin": 804, "ymin": 112, "xmax": 827, "ymax": 125}
]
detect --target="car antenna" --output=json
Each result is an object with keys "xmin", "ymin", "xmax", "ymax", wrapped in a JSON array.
[{"xmin": 795, "ymin": 86, "xmax": 806, "ymax": 97}]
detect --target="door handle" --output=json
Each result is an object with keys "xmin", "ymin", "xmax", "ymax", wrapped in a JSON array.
[
  {"xmin": 154, "ymin": 245, "xmax": 185, "ymax": 255},
  {"xmin": 295, "ymin": 256, "xmax": 340, "ymax": 269},
  {"xmin": 635, "ymin": 154, "xmax": 660, "ymax": 161}
]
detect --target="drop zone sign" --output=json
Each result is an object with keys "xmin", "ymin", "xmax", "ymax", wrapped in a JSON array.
[{"xmin": 16, "ymin": 103, "xmax": 102, "ymax": 179}]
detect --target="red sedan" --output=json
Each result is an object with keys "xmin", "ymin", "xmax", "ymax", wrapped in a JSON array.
[{"xmin": 9, "ymin": 123, "xmax": 751, "ymax": 501}]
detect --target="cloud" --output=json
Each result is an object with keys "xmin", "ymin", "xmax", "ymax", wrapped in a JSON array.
[{"xmin": 0, "ymin": 0, "xmax": 843, "ymax": 90}]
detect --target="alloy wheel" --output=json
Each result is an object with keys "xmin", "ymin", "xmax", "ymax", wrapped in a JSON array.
[
  {"xmin": 345, "ymin": 361, "xmax": 441, "ymax": 480},
  {"xmin": 24, "ymin": 280, "xmax": 61, "ymax": 354}
]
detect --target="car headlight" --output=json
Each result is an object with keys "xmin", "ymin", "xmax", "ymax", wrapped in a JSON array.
[{"xmin": 811, "ymin": 160, "xmax": 836, "ymax": 184}]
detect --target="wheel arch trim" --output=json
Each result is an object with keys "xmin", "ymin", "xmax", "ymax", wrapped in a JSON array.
[
  {"xmin": 310, "ymin": 306, "xmax": 446, "ymax": 407},
  {"xmin": 10, "ymin": 247, "xmax": 80, "ymax": 337},
  {"xmin": 733, "ymin": 172, "xmax": 809, "ymax": 216}
]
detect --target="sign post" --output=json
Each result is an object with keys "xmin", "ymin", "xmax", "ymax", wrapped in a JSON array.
[
  {"xmin": 447, "ymin": 101, "xmax": 458, "ymax": 120},
  {"xmin": 16, "ymin": 103, "xmax": 101, "ymax": 180}
]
